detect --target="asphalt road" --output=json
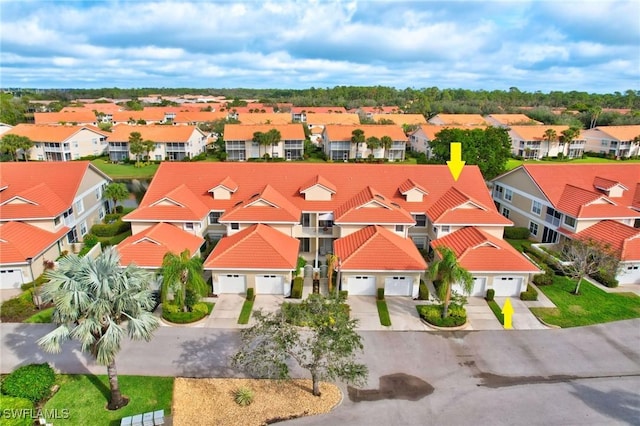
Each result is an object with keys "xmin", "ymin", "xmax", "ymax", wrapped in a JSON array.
[{"xmin": 1, "ymin": 320, "xmax": 639, "ymax": 425}]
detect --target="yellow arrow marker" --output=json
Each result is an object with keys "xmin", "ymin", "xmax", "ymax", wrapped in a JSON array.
[
  {"xmin": 502, "ymin": 297, "xmax": 514, "ymax": 330},
  {"xmin": 446, "ymin": 142, "xmax": 465, "ymax": 181}
]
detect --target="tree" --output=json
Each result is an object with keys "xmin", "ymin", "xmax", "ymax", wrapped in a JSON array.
[
  {"xmin": 429, "ymin": 246, "xmax": 473, "ymax": 319},
  {"xmin": 559, "ymin": 127, "xmax": 581, "ymax": 156},
  {"xmin": 160, "ymin": 249, "xmax": 207, "ymax": 312},
  {"xmin": 350, "ymin": 129, "xmax": 365, "ymax": 160},
  {"xmin": 252, "ymin": 131, "xmax": 265, "ymax": 158},
  {"xmin": 142, "ymin": 139, "xmax": 155, "ymax": 164},
  {"xmin": 365, "ymin": 136, "xmax": 380, "ymax": 158},
  {"xmin": 262, "ymin": 128, "xmax": 282, "ymax": 158},
  {"xmin": 128, "ymin": 132, "xmax": 144, "ymax": 167},
  {"xmin": 232, "ymin": 293, "xmax": 368, "ymax": 397},
  {"xmin": 543, "ymin": 128, "xmax": 558, "ymax": 157},
  {"xmin": 380, "ymin": 135, "xmax": 393, "ymax": 159},
  {"xmin": 37, "ymin": 247, "xmax": 159, "ymax": 410},
  {"xmin": 0, "ymin": 134, "xmax": 34, "ymax": 161},
  {"xmin": 558, "ymin": 238, "xmax": 619, "ymax": 295},
  {"xmin": 103, "ymin": 182, "xmax": 130, "ymax": 213}
]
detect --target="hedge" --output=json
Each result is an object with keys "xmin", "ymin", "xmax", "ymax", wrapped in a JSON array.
[
  {"xmin": 416, "ymin": 304, "xmax": 467, "ymax": 327},
  {"xmin": 487, "ymin": 299, "xmax": 504, "ymax": 325},
  {"xmin": 90, "ymin": 220, "xmax": 130, "ymax": 237},
  {"xmin": 376, "ymin": 288, "xmax": 385, "ymax": 301},
  {"xmin": 162, "ymin": 303, "xmax": 209, "ymax": 323},
  {"xmin": 524, "ymin": 246, "xmax": 565, "ymax": 276},
  {"xmin": 485, "ymin": 288, "xmax": 495, "ymax": 302},
  {"xmin": 0, "ymin": 395, "xmax": 34, "ymax": 426},
  {"xmin": 291, "ymin": 277, "xmax": 303, "ymax": 299},
  {"xmin": 418, "ymin": 280, "xmax": 429, "ymax": 300},
  {"xmin": 376, "ymin": 300, "xmax": 391, "ymax": 326},
  {"xmin": 591, "ymin": 271, "xmax": 619, "ymax": 288},
  {"xmin": 504, "ymin": 227, "xmax": 531, "ymax": 239},
  {"xmin": 1, "ymin": 363, "xmax": 55, "ymax": 403},
  {"xmin": 520, "ymin": 284, "xmax": 538, "ymax": 301},
  {"xmin": 97, "ymin": 230, "xmax": 132, "ymax": 247}
]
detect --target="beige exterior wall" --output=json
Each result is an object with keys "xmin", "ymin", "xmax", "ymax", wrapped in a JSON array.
[
  {"xmin": 211, "ymin": 187, "xmax": 232, "ymax": 200},
  {"xmin": 477, "ymin": 226, "xmax": 505, "ymax": 239},
  {"xmin": 302, "ymin": 186, "xmax": 333, "ymax": 201},
  {"xmin": 131, "ymin": 222, "xmax": 158, "ymax": 235},
  {"xmin": 404, "ymin": 189, "xmax": 425, "ymax": 202},
  {"xmin": 494, "ymin": 168, "xmax": 546, "ymax": 200},
  {"xmin": 29, "ymin": 129, "xmax": 108, "ymax": 161}
]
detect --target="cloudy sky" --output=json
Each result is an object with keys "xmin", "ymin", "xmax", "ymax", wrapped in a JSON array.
[{"xmin": 1, "ymin": 0, "xmax": 638, "ymax": 93}]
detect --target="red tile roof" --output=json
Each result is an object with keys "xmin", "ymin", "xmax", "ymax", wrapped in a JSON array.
[
  {"xmin": 427, "ymin": 187, "xmax": 511, "ymax": 225},
  {"xmin": 324, "ymin": 124, "xmax": 407, "ymax": 141},
  {"xmin": 0, "ymin": 222, "xmax": 68, "ymax": 263},
  {"xmin": 520, "ymin": 164, "xmax": 640, "ymax": 218},
  {"xmin": 0, "ymin": 161, "xmax": 105, "ymax": 219},
  {"xmin": 292, "ymin": 107, "xmax": 347, "ymax": 114},
  {"xmin": 334, "ymin": 186, "xmax": 415, "ymax": 224},
  {"xmin": 487, "ymin": 114, "xmax": 542, "ymax": 126},
  {"xmin": 398, "ymin": 179, "xmax": 428, "ymax": 195},
  {"xmin": 412, "ymin": 124, "xmax": 475, "ymax": 140},
  {"xmin": 109, "ymin": 124, "xmax": 204, "ymax": 142},
  {"xmin": 576, "ymin": 221, "xmax": 640, "ymax": 261},
  {"xmin": 210, "ymin": 176, "xmax": 238, "ymax": 193},
  {"xmin": 431, "ymin": 227, "xmax": 540, "ymax": 272},
  {"xmin": 223, "ymin": 123, "xmax": 305, "ymax": 140},
  {"xmin": 5, "ymin": 124, "xmax": 107, "ymax": 142},
  {"xmin": 592, "ymin": 125, "xmax": 640, "ymax": 141},
  {"xmin": 112, "ymin": 110, "xmax": 166, "ymax": 122},
  {"xmin": 303, "ymin": 113, "xmax": 360, "ymax": 125},
  {"xmin": 126, "ymin": 184, "xmax": 210, "ymax": 222},
  {"xmin": 236, "ymin": 113, "xmax": 293, "ymax": 125},
  {"xmin": 429, "ymin": 114, "xmax": 489, "ymax": 126},
  {"xmin": 371, "ymin": 114, "xmax": 427, "ymax": 125},
  {"xmin": 299, "ymin": 175, "xmax": 337, "ymax": 194},
  {"xmin": 34, "ymin": 111, "xmax": 97, "ymax": 124},
  {"xmin": 204, "ymin": 224, "xmax": 299, "ymax": 270},
  {"xmin": 219, "ymin": 185, "xmax": 301, "ymax": 223},
  {"xmin": 173, "ymin": 111, "xmax": 227, "ymax": 123},
  {"xmin": 334, "ymin": 225, "xmax": 427, "ymax": 271},
  {"xmin": 221, "ymin": 106, "xmax": 275, "ymax": 114},
  {"xmin": 117, "ymin": 222, "xmax": 204, "ymax": 268},
  {"xmin": 508, "ymin": 125, "xmax": 570, "ymax": 141}
]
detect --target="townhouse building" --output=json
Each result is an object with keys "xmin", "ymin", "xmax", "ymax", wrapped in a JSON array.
[
  {"xmin": 582, "ymin": 125, "xmax": 640, "ymax": 158},
  {"xmin": 485, "ymin": 114, "xmax": 542, "ymax": 127},
  {"xmin": 428, "ymin": 114, "xmax": 489, "ymax": 126},
  {"xmin": 508, "ymin": 125, "xmax": 586, "ymax": 159},
  {"xmin": 108, "ymin": 124, "xmax": 207, "ymax": 162},
  {"xmin": 322, "ymin": 124, "xmax": 407, "ymax": 161},
  {"xmin": 0, "ymin": 162, "xmax": 112, "ymax": 288},
  {"xmin": 291, "ymin": 107, "xmax": 347, "ymax": 122},
  {"xmin": 223, "ymin": 123, "xmax": 306, "ymax": 161},
  {"xmin": 34, "ymin": 111, "xmax": 98, "ymax": 126}
]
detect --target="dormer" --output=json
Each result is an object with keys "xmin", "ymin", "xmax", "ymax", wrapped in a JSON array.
[
  {"xmin": 398, "ymin": 179, "xmax": 428, "ymax": 202},
  {"xmin": 593, "ymin": 176, "xmax": 627, "ymax": 198},
  {"xmin": 0, "ymin": 195, "xmax": 37, "ymax": 206},
  {"xmin": 208, "ymin": 176, "xmax": 238, "ymax": 200},
  {"xmin": 150, "ymin": 197, "xmax": 184, "ymax": 207},
  {"xmin": 299, "ymin": 175, "xmax": 336, "ymax": 201}
]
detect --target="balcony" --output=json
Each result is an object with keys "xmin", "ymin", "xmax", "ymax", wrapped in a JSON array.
[{"xmin": 300, "ymin": 226, "xmax": 336, "ymax": 237}]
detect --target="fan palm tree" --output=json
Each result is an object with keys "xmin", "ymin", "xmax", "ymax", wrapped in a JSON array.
[
  {"xmin": 543, "ymin": 128, "xmax": 557, "ymax": 158},
  {"xmin": 37, "ymin": 247, "xmax": 159, "ymax": 410},
  {"xmin": 380, "ymin": 135, "xmax": 393, "ymax": 159},
  {"xmin": 428, "ymin": 246, "xmax": 473, "ymax": 319},
  {"xmin": 161, "ymin": 249, "xmax": 207, "ymax": 312},
  {"xmin": 351, "ymin": 129, "xmax": 365, "ymax": 160}
]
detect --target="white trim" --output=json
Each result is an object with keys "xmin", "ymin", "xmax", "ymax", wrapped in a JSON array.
[{"xmin": 492, "ymin": 182, "xmax": 549, "ymax": 207}]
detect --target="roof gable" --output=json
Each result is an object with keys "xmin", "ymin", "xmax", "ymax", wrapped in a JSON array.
[
  {"xmin": 334, "ymin": 186, "xmax": 414, "ymax": 224},
  {"xmin": 0, "ymin": 222, "xmax": 68, "ymax": 263},
  {"xmin": 219, "ymin": 185, "xmax": 301, "ymax": 223}
]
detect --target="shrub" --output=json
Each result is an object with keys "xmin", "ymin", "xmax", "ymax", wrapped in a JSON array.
[
  {"xmin": 416, "ymin": 304, "xmax": 466, "ymax": 327},
  {"xmin": 162, "ymin": 308, "xmax": 207, "ymax": 324},
  {"xmin": 1, "ymin": 363, "xmax": 55, "ymax": 403},
  {"xmin": 485, "ymin": 288, "xmax": 495, "ymax": 301},
  {"xmin": 162, "ymin": 304, "xmax": 179, "ymax": 314},
  {"xmin": 19, "ymin": 275, "xmax": 47, "ymax": 292},
  {"xmin": 115, "ymin": 205, "xmax": 124, "ymax": 213},
  {"xmin": 504, "ymin": 227, "xmax": 530, "ymax": 239},
  {"xmin": 418, "ymin": 280, "xmax": 429, "ymax": 300},
  {"xmin": 377, "ymin": 288, "xmax": 385, "ymax": 301},
  {"xmin": 192, "ymin": 302, "xmax": 210, "ymax": 315},
  {"xmin": 104, "ymin": 213, "xmax": 123, "ymax": 223},
  {"xmin": 591, "ymin": 270, "xmax": 619, "ymax": 288},
  {"xmin": 83, "ymin": 233, "xmax": 99, "ymax": 248},
  {"xmin": 533, "ymin": 266, "xmax": 554, "ymax": 286},
  {"xmin": 339, "ymin": 290, "xmax": 348, "ymax": 299},
  {"xmin": 185, "ymin": 288, "xmax": 199, "ymax": 309},
  {"xmin": 487, "ymin": 299, "xmax": 504, "ymax": 325},
  {"xmin": 233, "ymin": 387, "xmax": 254, "ymax": 406},
  {"xmin": 90, "ymin": 220, "xmax": 130, "ymax": 237},
  {"xmin": 246, "ymin": 287, "xmax": 255, "ymax": 301},
  {"xmin": 295, "ymin": 256, "xmax": 307, "ymax": 277},
  {"xmin": 520, "ymin": 284, "xmax": 538, "ymax": 301},
  {"xmin": 291, "ymin": 277, "xmax": 303, "ymax": 299},
  {"xmin": 0, "ymin": 395, "xmax": 33, "ymax": 426},
  {"xmin": 0, "ymin": 290, "xmax": 37, "ymax": 322}
]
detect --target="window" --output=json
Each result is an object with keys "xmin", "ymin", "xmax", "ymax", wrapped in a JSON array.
[
  {"xmin": 54, "ymin": 216, "xmax": 61, "ymax": 226},
  {"xmin": 502, "ymin": 207, "xmax": 510, "ymax": 219},
  {"xmin": 395, "ymin": 225, "xmax": 404, "ymax": 233},
  {"xmin": 441, "ymin": 225, "xmax": 450, "ymax": 233},
  {"xmin": 98, "ymin": 208, "xmax": 105, "ymax": 220},
  {"xmin": 494, "ymin": 185, "xmax": 503, "ymax": 198},
  {"xmin": 74, "ymin": 200, "xmax": 84, "ymax": 214},
  {"xmin": 627, "ymin": 266, "xmax": 638, "ymax": 270},
  {"xmin": 504, "ymin": 189, "xmax": 513, "ymax": 202},
  {"xmin": 601, "ymin": 140, "xmax": 609, "ymax": 146},
  {"xmin": 300, "ymin": 238, "xmax": 311, "ymax": 252},
  {"xmin": 95, "ymin": 188, "xmax": 101, "ymax": 200},
  {"xmin": 155, "ymin": 155, "xmax": 162, "ymax": 161},
  {"xmin": 411, "ymin": 236, "xmax": 427, "ymax": 250},
  {"xmin": 185, "ymin": 222, "xmax": 194, "ymax": 230},
  {"xmin": 67, "ymin": 228, "xmax": 78, "ymax": 244},
  {"xmin": 529, "ymin": 221, "xmax": 539, "ymax": 236},
  {"xmin": 564, "ymin": 216, "xmax": 576, "ymax": 228},
  {"xmin": 231, "ymin": 223, "xmax": 239, "ymax": 230},
  {"xmin": 413, "ymin": 214, "xmax": 427, "ymax": 227},
  {"xmin": 532, "ymin": 200, "xmax": 542, "ymax": 215},
  {"xmin": 80, "ymin": 221, "xmax": 88, "ymax": 236},
  {"xmin": 208, "ymin": 212, "xmax": 222, "ymax": 224}
]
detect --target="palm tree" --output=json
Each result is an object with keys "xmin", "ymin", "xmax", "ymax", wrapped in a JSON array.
[
  {"xmin": 380, "ymin": 135, "xmax": 393, "ymax": 159},
  {"xmin": 161, "ymin": 249, "xmax": 207, "ymax": 312},
  {"xmin": 252, "ymin": 131, "xmax": 265, "ymax": 158},
  {"xmin": 351, "ymin": 129, "xmax": 365, "ymax": 161},
  {"xmin": 263, "ymin": 128, "xmax": 282, "ymax": 158},
  {"xmin": 142, "ymin": 139, "xmax": 155, "ymax": 164},
  {"xmin": 103, "ymin": 182, "xmax": 130, "ymax": 213},
  {"xmin": 542, "ymin": 128, "xmax": 557, "ymax": 158},
  {"xmin": 0, "ymin": 134, "xmax": 33, "ymax": 161},
  {"xmin": 365, "ymin": 136, "xmax": 380, "ymax": 159},
  {"xmin": 128, "ymin": 132, "xmax": 144, "ymax": 166},
  {"xmin": 37, "ymin": 247, "xmax": 159, "ymax": 410},
  {"xmin": 428, "ymin": 246, "xmax": 473, "ymax": 319}
]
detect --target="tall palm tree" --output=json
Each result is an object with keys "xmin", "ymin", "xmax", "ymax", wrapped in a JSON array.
[
  {"xmin": 380, "ymin": 135, "xmax": 393, "ymax": 159},
  {"xmin": 161, "ymin": 249, "xmax": 207, "ymax": 312},
  {"xmin": 37, "ymin": 247, "xmax": 159, "ymax": 410},
  {"xmin": 351, "ymin": 129, "xmax": 365, "ymax": 160},
  {"xmin": 543, "ymin": 128, "xmax": 557, "ymax": 158},
  {"xmin": 365, "ymin": 136, "xmax": 380, "ymax": 159},
  {"xmin": 428, "ymin": 246, "xmax": 473, "ymax": 319}
]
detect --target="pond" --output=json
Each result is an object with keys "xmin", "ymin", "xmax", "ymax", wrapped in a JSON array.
[{"xmin": 115, "ymin": 178, "xmax": 150, "ymax": 208}]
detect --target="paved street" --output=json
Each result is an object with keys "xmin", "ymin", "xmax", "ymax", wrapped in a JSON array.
[{"xmin": 1, "ymin": 319, "xmax": 639, "ymax": 425}]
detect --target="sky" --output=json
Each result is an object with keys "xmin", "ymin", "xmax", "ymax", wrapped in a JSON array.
[{"xmin": 1, "ymin": 0, "xmax": 639, "ymax": 93}]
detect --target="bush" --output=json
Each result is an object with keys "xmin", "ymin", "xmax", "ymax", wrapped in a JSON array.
[
  {"xmin": 162, "ymin": 307, "xmax": 207, "ymax": 324},
  {"xmin": 162, "ymin": 304, "xmax": 179, "ymax": 314},
  {"xmin": 90, "ymin": 220, "xmax": 130, "ymax": 237},
  {"xmin": 485, "ymin": 288, "xmax": 495, "ymax": 301},
  {"xmin": 291, "ymin": 277, "xmax": 303, "ymax": 299},
  {"xmin": 591, "ymin": 270, "xmax": 619, "ymax": 288},
  {"xmin": 185, "ymin": 288, "xmax": 199, "ymax": 309},
  {"xmin": 1, "ymin": 363, "xmax": 55, "ymax": 403},
  {"xmin": 19, "ymin": 275, "xmax": 47, "ymax": 292},
  {"xmin": 246, "ymin": 287, "xmax": 255, "ymax": 302},
  {"xmin": 295, "ymin": 257, "xmax": 307, "ymax": 277},
  {"xmin": 238, "ymin": 299, "xmax": 254, "ymax": 324},
  {"xmin": 377, "ymin": 288, "xmax": 385, "ymax": 301},
  {"xmin": 533, "ymin": 266, "xmax": 554, "ymax": 286},
  {"xmin": 104, "ymin": 213, "xmax": 123, "ymax": 223},
  {"xmin": 416, "ymin": 304, "xmax": 467, "ymax": 327},
  {"xmin": 504, "ymin": 227, "xmax": 531, "ymax": 239},
  {"xmin": 487, "ymin": 299, "xmax": 505, "ymax": 325},
  {"xmin": 83, "ymin": 233, "xmax": 99, "ymax": 248},
  {"xmin": 418, "ymin": 280, "xmax": 429, "ymax": 300},
  {"xmin": 0, "ymin": 395, "xmax": 34, "ymax": 426},
  {"xmin": 115, "ymin": 205, "xmax": 123, "ymax": 213},
  {"xmin": 233, "ymin": 387, "xmax": 254, "ymax": 406},
  {"xmin": 339, "ymin": 290, "xmax": 348, "ymax": 299},
  {"xmin": 520, "ymin": 284, "xmax": 538, "ymax": 301},
  {"xmin": 192, "ymin": 302, "xmax": 210, "ymax": 315},
  {"xmin": 0, "ymin": 290, "xmax": 37, "ymax": 322}
]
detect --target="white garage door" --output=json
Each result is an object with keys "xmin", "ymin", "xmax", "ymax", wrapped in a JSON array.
[
  {"xmin": 384, "ymin": 276, "xmax": 412, "ymax": 296},
  {"xmin": 347, "ymin": 276, "xmax": 377, "ymax": 295},
  {"xmin": 493, "ymin": 276, "xmax": 523, "ymax": 296},
  {"xmin": 0, "ymin": 269, "xmax": 24, "ymax": 290},
  {"xmin": 452, "ymin": 277, "xmax": 486, "ymax": 297},
  {"xmin": 619, "ymin": 264, "xmax": 640, "ymax": 285},
  {"xmin": 255, "ymin": 275, "xmax": 283, "ymax": 294},
  {"xmin": 217, "ymin": 274, "xmax": 246, "ymax": 294}
]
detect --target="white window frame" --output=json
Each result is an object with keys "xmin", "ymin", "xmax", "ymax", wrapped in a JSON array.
[
  {"xmin": 395, "ymin": 225, "xmax": 404, "ymax": 232},
  {"xmin": 80, "ymin": 221, "xmax": 88, "ymax": 236},
  {"xmin": 502, "ymin": 207, "xmax": 510, "ymax": 219},
  {"xmin": 531, "ymin": 200, "xmax": 542, "ymax": 215},
  {"xmin": 75, "ymin": 200, "xmax": 84, "ymax": 214},
  {"xmin": 231, "ymin": 223, "xmax": 239, "ymax": 230},
  {"xmin": 564, "ymin": 215, "xmax": 576, "ymax": 228},
  {"xmin": 504, "ymin": 189, "xmax": 513, "ymax": 202},
  {"xmin": 529, "ymin": 221, "xmax": 539, "ymax": 236}
]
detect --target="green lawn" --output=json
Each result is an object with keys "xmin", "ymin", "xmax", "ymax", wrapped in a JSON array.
[
  {"xmin": 530, "ymin": 276, "xmax": 640, "ymax": 328},
  {"xmin": 376, "ymin": 300, "xmax": 392, "ymax": 326},
  {"xmin": 24, "ymin": 307, "xmax": 54, "ymax": 323},
  {"xmin": 44, "ymin": 375, "xmax": 173, "ymax": 425},
  {"xmin": 506, "ymin": 156, "xmax": 640, "ymax": 172},
  {"xmin": 505, "ymin": 238, "xmax": 532, "ymax": 253},
  {"xmin": 237, "ymin": 299, "xmax": 254, "ymax": 324},
  {"xmin": 505, "ymin": 158, "xmax": 523, "ymax": 171},
  {"xmin": 91, "ymin": 159, "xmax": 159, "ymax": 179}
]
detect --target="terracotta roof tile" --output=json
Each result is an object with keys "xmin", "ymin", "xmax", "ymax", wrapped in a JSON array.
[
  {"xmin": 34, "ymin": 111, "xmax": 97, "ymax": 124},
  {"xmin": 235, "ymin": 113, "xmax": 293, "ymax": 125},
  {"xmin": 429, "ymin": 114, "xmax": 489, "ymax": 126},
  {"xmin": 304, "ymin": 113, "xmax": 360, "ymax": 125},
  {"xmin": 117, "ymin": 222, "xmax": 204, "ymax": 268},
  {"xmin": 509, "ymin": 125, "xmax": 570, "ymax": 141},
  {"xmin": 5, "ymin": 124, "xmax": 107, "ymax": 142},
  {"xmin": 427, "ymin": 187, "xmax": 511, "ymax": 225},
  {"xmin": 371, "ymin": 114, "xmax": 427, "ymax": 125},
  {"xmin": 219, "ymin": 185, "xmax": 301, "ymax": 223},
  {"xmin": 593, "ymin": 176, "xmax": 625, "ymax": 191},
  {"xmin": 431, "ymin": 227, "xmax": 539, "ymax": 272},
  {"xmin": 334, "ymin": 225, "xmax": 427, "ymax": 271},
  {"xmin": 299, "ymin": 175, "xmax": 337, "ymax": 194},
  {"xmin": 334, "ymin": 186, "xmax": 415, "ymax": 224},
  {"xmin": 592, "ymin": 125, "xmax": 640, "ymax": 141},
  {"xmin": 223, "ymin": 123, "xmax": 305, "ymax": 140},
  {"xmin": 398, "ymin": 179, "xmax": 428, "ymax": 195},
  {"xmin": 126, "ymin": 184, "xmax": 209, "ymax": 222},
  {"xmin": 487, "ymin": 114, "xmax": 542, "ymax": 125},
  {"xmin": 209, "ymin": 176, "xmax": 238, "ymax": 193},
  {"xmin": 204, "ymin": 224, "xmax": 299, "ymax": 269},
  {"xmin": 0, "ymin": 222, "xmax": 68, "ymax": 263},
  {"xmin": 112, "ymin": 110, "xmax": 166, "ymax": 122},
  {"xmin": 292, "ymin": 107, "xmax": 347, "ymax": 114},
  {"xmin": 109, "ymin": 124, "xmax": 205, "ymax": 142},
  {"xmin": 324, "ymin": 124, "xmax": 407, "ymax": 141},
  {"xmin": 564, "ymin": 220, "xmax": 640, "ymax": 261},
  {"xmin": 173, "ymin": 111, "xmax": 227, "ymax": 123}
]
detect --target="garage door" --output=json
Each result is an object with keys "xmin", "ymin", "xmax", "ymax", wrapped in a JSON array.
[
  {"xmin": 493, "ymin": 276, "xmax": 523, "ymax": 297},
  {"xmin": 620, "ymin": 264, "xmax": 640, "ymax": 285},
  {"xmin": 452, "ymin": 277, "xmax": 486, "ymax": 297},
  {"xmin": 347, "ymin": 276, "xmax": 377, "ymax": 295},
  {"xmin": 217, "ymin": 274, "xmax": 246, "ymax": 294},
  {"xmin": 255, "ymin": 275, "xmax": 283, "ymax": 294},
  {"xmin": 0, "ymin": 269, "xmax": 24, "ymax": 290},
  {"xmin": 384, "ymin": 276, "xmax": 412, "ymax": 296}
]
